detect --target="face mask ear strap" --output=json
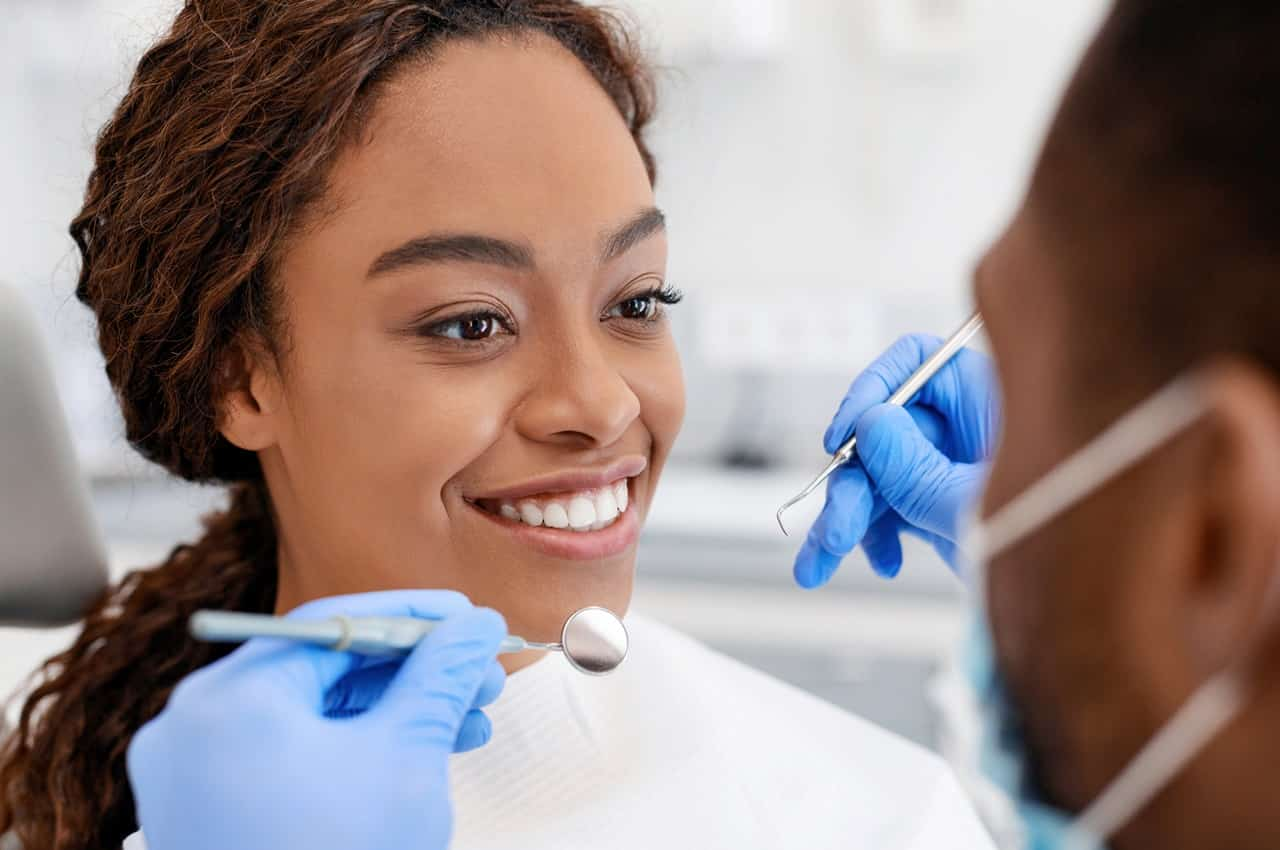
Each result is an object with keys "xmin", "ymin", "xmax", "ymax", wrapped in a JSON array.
[
  {"xmin": 1065, "ymin": 670, "xmax": 1244, "ymax": 846},
  {"xmin": 1066, "ymin": 522, "xmax": 1280, "ymax": 846},
  {"xmin": 981, "ymin": 377, "xmax": 1208, "ymax": 561}
]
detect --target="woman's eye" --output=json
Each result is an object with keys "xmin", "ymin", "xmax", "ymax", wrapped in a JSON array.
[
  {"xmin": 604, "ymin": 284, "xmax": 683, "ymax": 325},
  {"xmin": 427, "ymin": 313, "xmax": 506, "ymax": 341},
  {"xmin": 613, "ymin": 295, "xmax": 657, "ymax": 321}
]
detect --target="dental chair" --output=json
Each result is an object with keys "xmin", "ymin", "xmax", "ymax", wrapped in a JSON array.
[
  {"xmin": 0, "ymin": 281, "xmax": 109, "ymax": 849},
  {"xmin": 0, "ymin": 281, "xmax": 107, "ymax": 625}
]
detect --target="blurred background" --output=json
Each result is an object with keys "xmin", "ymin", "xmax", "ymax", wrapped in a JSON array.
[{"xmin": 2, "ymin": 0, "xmax": 1108, "ymax": 747}]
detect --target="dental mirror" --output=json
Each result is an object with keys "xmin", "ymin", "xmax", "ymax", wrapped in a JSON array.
[
  {"xmin": 190, "ymin": 604, "xmax": 630, "ymax": 676},
  {"xmin": 555, "ymin": 605, "xmax": 629, "ymax": 675}
]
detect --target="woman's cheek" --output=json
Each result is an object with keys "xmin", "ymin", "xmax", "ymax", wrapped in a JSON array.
[{"xmin": 636, "ymin": 345, "xmax": 687, "ymax": 448}]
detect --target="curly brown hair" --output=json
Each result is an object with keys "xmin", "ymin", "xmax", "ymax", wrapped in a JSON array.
[{"xmin": 0, "ymin": 3, "xmax": 655, "ymax": 847}]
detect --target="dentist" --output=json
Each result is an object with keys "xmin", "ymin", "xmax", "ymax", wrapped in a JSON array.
[{"xmin": 126, "ymin": 2, "xmax": 1280, "ymax": 850}]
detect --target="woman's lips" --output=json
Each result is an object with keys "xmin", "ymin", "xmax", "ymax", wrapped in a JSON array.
[
  {"xmin": 467, "ymin": 495, "xmax": 641, "ymax": 561},
  {"xmin": 464, "ymin": 457, "xmax": 647, "ymax": 560},
  {"xmin": 468, "ymin": 455, "xmax": 646, "ymax": 503}
]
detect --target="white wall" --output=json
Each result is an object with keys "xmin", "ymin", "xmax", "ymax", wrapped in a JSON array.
[
  {"xmin": 643, "ymin": 0, "xmax": 1110, "ymax": 461},
  {"xmin": 3, "ymin": 0, "xmax": 1110, "ymax": 473},
  {"xmin": 5, "ymin": 0, "xmax": 181, "ymax": 476}
]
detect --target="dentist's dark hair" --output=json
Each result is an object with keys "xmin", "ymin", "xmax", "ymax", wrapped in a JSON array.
[
  {"xmin": 0, "ymin": 2, "xmax": 655, "ymax": 847},
  {"xmin": 1032, "ymin": 0, "xmax": 1280, "ymax": 411}
]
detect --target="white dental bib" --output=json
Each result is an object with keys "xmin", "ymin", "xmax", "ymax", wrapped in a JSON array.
[{"xmin": 449, "ymin": 613, "xmax": 995, "ymax": 850}]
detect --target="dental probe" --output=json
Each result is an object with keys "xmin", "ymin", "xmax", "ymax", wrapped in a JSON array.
[
  {"xmin": 775, "ymin": 312, "xmax": 985, "ymax": 535},
  {"xmin": 190, "ymin": 605, "xmax": 629, "ymax": 675}
]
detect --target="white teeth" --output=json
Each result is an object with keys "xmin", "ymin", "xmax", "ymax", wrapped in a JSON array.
[
  {"xmin": 518, "ymin": 501, "xmax": 543, "ymax": 527},
  {"xmin": 595, "ymin": 488, "xmax": 619, "ymax": 525},
  {"xmin": 542, "ymin": 502, "xmax": 570, "ymax": 529},
  {"xmin": 486, "ymin": 479, "xmax": 632, "ymax": 532},
  {"xmin": 567, "ymin": 496, "xmax": 596, "ymax": 531}
]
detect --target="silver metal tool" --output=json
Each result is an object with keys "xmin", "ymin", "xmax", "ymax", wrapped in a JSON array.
[
  {"xmin": 775, "ymin": 312, "xmax": 985, "ymax": 535},
  {"xmin": 190, "ymin": 604, "xmax": 629, "ymax": 676}
]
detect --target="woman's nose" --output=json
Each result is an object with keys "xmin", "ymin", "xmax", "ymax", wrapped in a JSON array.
[{"xmin": 514, "ymin": 338, "xmax": 641, "ymax": 450}]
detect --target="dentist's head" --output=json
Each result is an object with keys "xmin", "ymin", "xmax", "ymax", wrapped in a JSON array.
[
  {"xmin": 0, "ymin": 3, "xmax": 677, "ymax": 849},
  {"xmin": 976, "ymin": 2, "xmax": 1280, "ymax": 848}
]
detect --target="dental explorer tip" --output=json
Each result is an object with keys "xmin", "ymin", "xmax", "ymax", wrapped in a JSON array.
[{"xmin": 775, "ymin": 506, "xmax": 790, "ymax": 536}]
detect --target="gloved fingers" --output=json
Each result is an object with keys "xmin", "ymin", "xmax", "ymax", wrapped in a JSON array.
[
  {"xmin": 861, "ymin": 512, "xmax": 905, "ymax": 579},
  {"xmin": 824, "ymin": 334, "xmax": 944, "ymax": 454},
  {"xmin": 197, "ymin": 590, "xmax": 477, "ymax": 706},
  {"xmin": 473, "ymin": 654, "xmax": 507, "ymax": 710},
  {"xmin": 793, "ymin": 463, "xmax": 875, "ymax": 589},
  {"xmin": 371, "ymin": 606, "xmax": 507, "ymax": 747},
  {"xmin": 325, "ymin": 634, "xmax": 505, "ymax": 716},
  {"xmin": 910, "ymin": 347, "xmax": 1001, "ymax": 462},
  {"xmin": 283, "ymin": 589, "xmax": 473, "ymax": 622},
  {"xmin": 793, "ymin": 533, "xmax": 845, "ymax": 589},
  {"xmin": 932, "ymin": 537, "xmax": 961, "ymax": 573},
  {"xmin": 896, "ymin": 478, "xmax": 983, "ymax": 578},
  {"xmin": 454, "ymin": 709, "xmax": 494, "ymax": 753},
  {"xmin": 825, "ymin": 334, "xmax": 998, "ymax": 463},
  {"xmin": 811, "ymin": 463, "xmax": 876, "ymax": 555},
  {"xmin": 127, "ymin": 713, "xmax": 167, "ymax": 789},
  {"xmin": 855, "ymin": 404, "xmax": 967, "ymax": 540},
  {"xmin": 905, "ymin": 403, "xmax": 948, "ymax": 456},
  {"xmin": 321, "ymin": 659, "xmax": 396, "ymax": 718},
  {"xmin": 186, "ymin": 638, "xmax": 364, "ymax": 714}
]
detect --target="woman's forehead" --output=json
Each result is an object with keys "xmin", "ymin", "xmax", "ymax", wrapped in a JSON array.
[{"xmin": 320, "ymin": 35, "xmax": 654, "ymax": 245}]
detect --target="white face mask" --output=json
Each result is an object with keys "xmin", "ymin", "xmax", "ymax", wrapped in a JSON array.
[{"xmin": 934, "ymin": 375, "xmax": 1280, "ymax": 850}]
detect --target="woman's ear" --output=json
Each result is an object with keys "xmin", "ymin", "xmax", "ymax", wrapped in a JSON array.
[
  {"xmin": 216, "ymin": 338, "xmax": 283, "ymax": 452},
  {"xmin": 1183, "ymin": 358, "xmax": 1280, "ymax": 676}
]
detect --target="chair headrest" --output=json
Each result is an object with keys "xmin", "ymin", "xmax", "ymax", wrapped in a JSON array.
[{"xmin": 0, "ymin": 282, "xmax": 109, "ymax": 627}]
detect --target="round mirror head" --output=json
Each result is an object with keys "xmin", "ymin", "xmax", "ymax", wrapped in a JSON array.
[{"xmin": 560, "ymin": 606, "xmax": 628, "ymax": 675}]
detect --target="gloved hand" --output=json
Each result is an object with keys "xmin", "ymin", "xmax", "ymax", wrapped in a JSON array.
[
  {"xmin": 794, "ymin": 333, "xmax": 1000, "ymax": 587},
  {"xmin": 128, "ymin": 590, "xmax": 507, "ymax": 850}
]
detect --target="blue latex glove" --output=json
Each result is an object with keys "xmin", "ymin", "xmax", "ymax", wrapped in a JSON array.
[
  {"xmin": 794, "ymin": 333, "xmax": 1000, "ymax": 587},
  {"xmin": 128, "ymin": 590, "xmax": 507, "ymax": 850}
]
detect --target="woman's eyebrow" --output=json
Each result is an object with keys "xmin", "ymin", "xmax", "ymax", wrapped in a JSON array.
[
  {"xmin": 366, "ymin": 207, "xmax": 665, "ymax": 279},
  {"xmin": 600, "ymin": 207, "xmax": 666, "ymax": 263},
  {"xmin": 367, "ymin": 234, "xmax": 535, "ymax": 278}
]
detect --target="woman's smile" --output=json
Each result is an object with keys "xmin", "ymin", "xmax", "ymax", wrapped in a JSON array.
[{"xmin": 464, "ymin": 456, "xmax": 646, "ymax": 560}]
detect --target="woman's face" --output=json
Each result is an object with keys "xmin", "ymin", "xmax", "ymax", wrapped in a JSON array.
[{"xmin": 225, "ymin": 35, "xmax": 684, "ymax": 655}]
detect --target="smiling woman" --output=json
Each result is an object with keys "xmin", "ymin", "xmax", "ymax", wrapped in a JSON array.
[
  {"xmin": 0, "ymin": 2, "xmax": 995, "ymax": 849},
  {"xmin": 214, "ymin": 31, "xmax": 685, "ymax": 644},
  {"xmin": 0, "ymin": 3, "xmax": 668, "ymax": 847}
]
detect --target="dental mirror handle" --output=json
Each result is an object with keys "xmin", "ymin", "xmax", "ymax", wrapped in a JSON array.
[{"xmin": 190, "ymin": 610, "xmax": 532, "ymax": 657}]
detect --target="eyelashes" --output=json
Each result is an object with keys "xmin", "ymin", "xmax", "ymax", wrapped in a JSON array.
[
  {"xmin": 603, "ymin": 282, "xmax": 684, "ymax": 323},
  {"xmin": 412, "ymin": 282, "xmax": 683, "ymax": 347}
]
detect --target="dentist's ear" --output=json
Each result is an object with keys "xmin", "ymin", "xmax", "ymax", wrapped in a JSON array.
[
  {"xmin": 216, "ymin": 338, "xmax": 284, "ymax": 452},
  {"xmin": 1183, "ymin": 358, "xmax": 1280, "ymax": 677}
]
